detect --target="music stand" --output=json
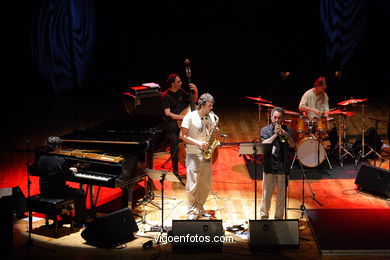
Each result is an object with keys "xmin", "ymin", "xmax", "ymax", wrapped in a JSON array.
[
  {"xmin": 239, "ymin": 143, "xmax": 272, "ymax": 220},
  {"xmin": 144, "ymin": 169, "xmax": 179, "ymax": 235}
]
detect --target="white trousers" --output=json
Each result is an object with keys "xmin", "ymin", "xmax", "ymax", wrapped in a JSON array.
[
  {"xmin": 260, "ymin": 172, "xmax": 286, "ymax": 219},
  {"xmin": 186, "ymin": 153, "xmax": 212, "ymax": 217}
]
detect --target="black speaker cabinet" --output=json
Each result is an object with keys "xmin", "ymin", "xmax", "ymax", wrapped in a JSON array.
[
  {"xmin": 12, "ymin": 186, "xmax": 27, "ymax": 219},
  {"xmin": 355, "ymin": 164, "xmax": 390, "ymax": 197},
  {"xmin": 171, "ymin": 220, "xmax": 224, "ymax": 251},
  {"xmin": 249, "ymin": 219, "xmax": 300, "ymax": 250},
  {"xmin": 81, "ymin": 208, "xmax": 138, "ymax": 247}
]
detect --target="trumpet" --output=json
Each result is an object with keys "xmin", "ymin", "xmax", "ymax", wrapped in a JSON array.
[{"xmin": 275, "ymin": 122, "xmax": 288, "ymax": 143}]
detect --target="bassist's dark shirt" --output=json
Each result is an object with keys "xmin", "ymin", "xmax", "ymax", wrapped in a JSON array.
[{"xmin": 161, "ymin": 89, "xmax": 191, "ymax": 122}]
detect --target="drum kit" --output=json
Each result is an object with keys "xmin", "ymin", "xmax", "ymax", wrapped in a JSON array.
[{"xmin": 246, "ymin": 96, "xmax": 372, "ymax": 169}]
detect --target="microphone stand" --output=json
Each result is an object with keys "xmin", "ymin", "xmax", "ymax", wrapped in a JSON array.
[
  {"xmin": 253, "ymin": 144, "xmax": 259, "ymax": 220},
  {"xmin": 161, "ymin": 139, "xmax": 185, "ymax": 186},
  {"xmin": 288, "ymin": 152, "xmax": 323, "ymax": 218}
]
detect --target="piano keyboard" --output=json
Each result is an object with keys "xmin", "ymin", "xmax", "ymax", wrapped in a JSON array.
[{"xmin": 74, "ymin": 171, "xmax": 117, "ymax": 182}]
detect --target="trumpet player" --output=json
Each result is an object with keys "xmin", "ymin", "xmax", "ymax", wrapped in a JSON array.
[
  {"xmin": 260, "ymin": 107, "xmax": 295, "ymax": 220},
  {"xmin": 180, "ymin": 93, "xmax": 217, "ymax": 220}
]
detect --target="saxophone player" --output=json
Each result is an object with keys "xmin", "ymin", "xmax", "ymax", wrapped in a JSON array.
[
  {"xmin": 260, "ymin": 107, "xmax": 295, "ymax": 220},
  {"xmin": 180, "ymin": 93, "xmax": 217, "ymax": 220}
]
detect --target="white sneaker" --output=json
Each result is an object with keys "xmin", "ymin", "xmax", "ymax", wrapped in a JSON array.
[
  {"xmin": 187, "ymin": 214, "xmax": 197, "ymax": 220},
  {"xmin": 200, "ymin": 213, "xmax": 212, "ymax": 218}
]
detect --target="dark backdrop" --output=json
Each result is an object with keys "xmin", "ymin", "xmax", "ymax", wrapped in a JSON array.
[{"xmin": 5, "ymin": 0, "xmax": 390, "ymax": 102}]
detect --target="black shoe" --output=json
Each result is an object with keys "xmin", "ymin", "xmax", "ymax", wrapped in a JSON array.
[{"xmin": 174, "ymin": 172, "xmax": 185, "ymax": 186}]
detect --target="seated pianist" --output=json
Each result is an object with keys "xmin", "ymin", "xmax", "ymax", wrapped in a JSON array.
[{"xmin": 29, "ymin": 136, "xmax": 87, "ymax": 227}]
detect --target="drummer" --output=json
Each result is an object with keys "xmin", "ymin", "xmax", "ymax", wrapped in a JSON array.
[
  {"xmin": 298, "ymin": 76, "xmax": 330, "ymax": 118},
  {"xmin": 299, "ymin": 76, "xmax": 339, "ymax": 151}
]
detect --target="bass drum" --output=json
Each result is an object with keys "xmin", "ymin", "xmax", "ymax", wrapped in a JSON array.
[
  {"xmin": 178, "ymin": 142, "xmax": 219, "ymax": 167},
  {"xmin": 296, "ymin": 137, "xmax": 326, "ymax": 168}
]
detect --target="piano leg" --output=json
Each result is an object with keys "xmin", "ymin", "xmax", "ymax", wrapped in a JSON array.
[{"xmin": 83, "ymin": 184, "xmax": 98, "ymax": 217}]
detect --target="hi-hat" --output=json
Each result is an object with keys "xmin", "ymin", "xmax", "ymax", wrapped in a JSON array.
[
  {"xmin": 326, "ymin": 109, "xmax": 356, "ymax": 117},
  {"xmin": 337, "ymin": 98, "xmax": 368, "ymax": 106},
  {"xmin": 246, "ymin": 96, "xmax": 271, "ymax": 103}
]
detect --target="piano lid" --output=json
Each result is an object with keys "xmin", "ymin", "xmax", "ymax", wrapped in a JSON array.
[{"xmin": 60, "ymin": 114, "xmax": 165, "ymax": 153}]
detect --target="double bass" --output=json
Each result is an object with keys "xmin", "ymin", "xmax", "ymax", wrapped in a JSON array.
[
  {"xmin": 176, "ymin": 58, "xmax": 196, "ymax": 128},
  {"xmin": 178, "ymin": 59, "xmax": 219, "ymax": 166}
]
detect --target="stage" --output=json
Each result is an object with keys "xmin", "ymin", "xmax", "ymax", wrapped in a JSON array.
[{"xmin": 6, "ymin": 141, "xmax": 390, "ymax": 259}]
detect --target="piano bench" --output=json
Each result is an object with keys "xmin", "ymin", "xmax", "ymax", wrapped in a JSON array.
[{"xmin": 29, "ymin": 195, "xmax": 74, "ymax": 236}]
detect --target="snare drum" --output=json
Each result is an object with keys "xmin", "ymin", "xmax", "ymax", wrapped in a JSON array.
[{"xmin": 296, "ymin": 137, "xmax": 326, "ymax": 167}]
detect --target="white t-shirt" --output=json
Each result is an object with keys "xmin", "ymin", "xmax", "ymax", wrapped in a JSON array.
[
  {"xmin": 181, "ymin": 110, "xmax": 217, "ymax": 154},
  {"xmin": 299, "ymin": 88, "xmax": 329, "ymax": 118}
]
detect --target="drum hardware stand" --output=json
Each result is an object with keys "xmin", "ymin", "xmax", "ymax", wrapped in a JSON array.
[
  {"xmin": 355, "ymin": 104, "xmax": 383, "ymax": 166},
  {"xmin": 287, "ymin": 159, "xmax": 323, "ymax": 218},
  {"xmin": 257, "ymin": 101, "xmax": 263, "ymax": 141},
  {"xmin": 317, "ymin": 132, "xmax": 333, "ymax": 172},
  {"xmin": 368, "ymin": 117, "xmax": 387, "ymax": 167},
  {"xmin": 337, "ymin": 114, "xmax": 354, "ymax": 168}
]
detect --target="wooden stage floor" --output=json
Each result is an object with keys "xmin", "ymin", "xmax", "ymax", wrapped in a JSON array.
[{"xmin": 5, "ymin": 96, "xmax": 390, "ymax": 259}]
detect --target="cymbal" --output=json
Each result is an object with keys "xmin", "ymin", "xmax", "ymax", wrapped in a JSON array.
[
  {"xmin": 246, "ymin": 96, "xmax": 271, "ymax": 103},
  {"xmin": 255, "ymin": 103, "xmax": 300, "ymax": 115},
  {"xmin": 284, "ymin": 109, "xmax": 300, "ymax": 116},
  {"xmin": 337, "ymin": 98, "xmax": 368, "ymax": 106},
  {"xmin": 327, "ymin": 109, "xmax": 356, "ymax": 117},
  {"xmin": 255, "ymin": 102, "xmax": 275, "ymax": 108}
]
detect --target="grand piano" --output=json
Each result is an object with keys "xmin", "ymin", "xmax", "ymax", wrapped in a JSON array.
[{"xmin": 55, "ymin": 112, "xmax": 166, "ymax": 210}]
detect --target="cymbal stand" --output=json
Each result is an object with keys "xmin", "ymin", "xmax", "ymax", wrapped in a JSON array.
[
  {"xmin": 257, "ymin": 101, "xmax": 262, "ymax": 142},
  {"xmin": 338, "ymin": 114, "xmax": 354, "ymax": 168},
  {"xmin": 355, "ymin": 104, "xmax": 383, "ymax": 166},
  {"xmin": 317, "ymin": 130, "xmax": 332, "ymax": 171}
]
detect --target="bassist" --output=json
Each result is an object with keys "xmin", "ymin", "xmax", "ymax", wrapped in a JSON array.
[{"xmin": 161, "ymin": 73, "xmax": 198, "ymax": 179}]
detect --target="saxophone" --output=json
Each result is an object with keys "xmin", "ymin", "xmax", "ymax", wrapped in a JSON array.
[{"xmin": 202, "ymin": 112, "xmax": 220, "ymax": 160}]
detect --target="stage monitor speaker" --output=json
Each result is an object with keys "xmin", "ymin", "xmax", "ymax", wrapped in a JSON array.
[
  {"xmin": 249, "ymin": 219, "xmax": 300, "ymax": 250},
  {"xmin": 355, "ymin": 164, "xmax": 390, "ymax": 197},
  {"xmin": 81, "ymin": 207, "xmax": 138, "ymax": 247},
  {"xmin": 171, "ymin": 220, "xmax": 224, "ymax": 251},
  {"xmin": 12, "ymin": 186, "xmax": 27, "ymax": 219}
]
